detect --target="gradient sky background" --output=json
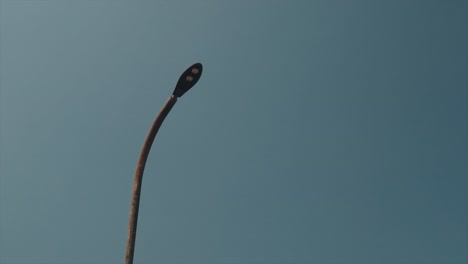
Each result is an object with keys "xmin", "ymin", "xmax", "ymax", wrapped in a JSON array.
[{"xmin": 1, "ymin": 1, "xmax": 467, "ymax": 263}]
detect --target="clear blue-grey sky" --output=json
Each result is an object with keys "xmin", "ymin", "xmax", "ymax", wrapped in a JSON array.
[{"xmin": 1, "ymin": 0, "xmax": 467, "ymax": 263}]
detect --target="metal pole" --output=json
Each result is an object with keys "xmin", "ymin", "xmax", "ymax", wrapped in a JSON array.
[
  {"xmin": 124, "ymin": 95, "xmax": 178, "ymax": 264},
  {"xmin": 123, "ymin": 62, "xmax": 202, "ymax": 264}
]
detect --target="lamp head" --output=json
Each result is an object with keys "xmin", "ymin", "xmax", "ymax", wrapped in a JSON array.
[{"xmin": 172, "ymin": 63, "xmax": 203, "ymax": 98}]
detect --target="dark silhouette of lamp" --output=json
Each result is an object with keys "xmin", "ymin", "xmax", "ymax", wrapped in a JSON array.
[{"xmin": 172, "ymin": 62, "xmax": 203, "ymax": 97}]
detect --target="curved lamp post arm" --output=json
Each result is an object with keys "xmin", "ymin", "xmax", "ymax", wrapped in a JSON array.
[
  {"xmin": 124, "ymin": 63, "xmax": 203, "ymax": 264},
  {"xmin": 125, "ymin": 95, "xmax": 177, "ymax": 264}
]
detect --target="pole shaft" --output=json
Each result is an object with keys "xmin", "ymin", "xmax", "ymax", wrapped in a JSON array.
[{"xmin": 125, "ymin": 95, "xmax": 178, "ymax": 264}]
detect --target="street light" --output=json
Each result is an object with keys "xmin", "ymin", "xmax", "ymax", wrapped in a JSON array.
[{"xmin": 124, "ymin": 63, "xmax": 203, "ymax": 264}]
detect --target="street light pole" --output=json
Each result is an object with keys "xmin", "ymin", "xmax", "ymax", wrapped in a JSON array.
[{"xmin": 124, "ymin": 63, "xmax": 203, "ymax": 264}]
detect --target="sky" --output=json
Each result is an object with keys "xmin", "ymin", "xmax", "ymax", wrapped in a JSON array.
[{"xmin": 0, "ymin": 0, "xmax": 467, "ymax": 263}]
